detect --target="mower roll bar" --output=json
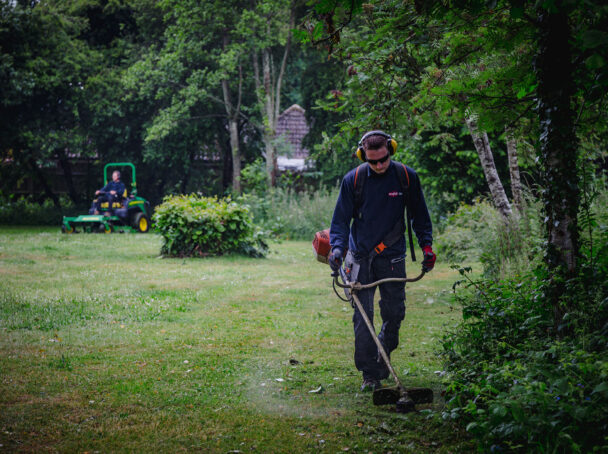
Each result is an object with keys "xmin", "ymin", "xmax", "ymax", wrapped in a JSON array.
[{"xmin": 104, "ymin": 162, "xmax": 137, "ymax": 196}]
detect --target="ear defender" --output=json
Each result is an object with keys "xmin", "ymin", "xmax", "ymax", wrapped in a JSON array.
[
  {"xmin": 356, "ymin": 131, "xmax": 398, "ymax": 162},
  {"xmin": 355, "ymin": 147, "xmax": 366, "ymax": 161}
]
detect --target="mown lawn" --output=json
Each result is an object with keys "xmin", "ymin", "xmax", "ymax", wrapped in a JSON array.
[{"xmin": 0, "ymin": 227, "xmax": 474, "ymax": 453}]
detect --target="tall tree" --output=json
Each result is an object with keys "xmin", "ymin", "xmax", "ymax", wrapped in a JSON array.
[
  {"xmin": 241, "ymin": 0, "xmax": 296, "ymax": 187},
  {"xmin": 505, "ymin": 128, "xmax": 523, "ymax": 213},
  {"xmin": 465, "ymin": 115, "xmax": 513, "ymax": 220},
  {"xmin": 0, "ymin": 0, "xmax": 95, "ymax": 206},
  {"xmin": 122, "ymin": 0, "xmax": 256, "ymax": 194}
]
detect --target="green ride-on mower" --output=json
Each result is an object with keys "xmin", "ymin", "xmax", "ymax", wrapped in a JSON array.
[{"xmin": 61, "ymin": 162, "xmax": 152, "ymax": 234}]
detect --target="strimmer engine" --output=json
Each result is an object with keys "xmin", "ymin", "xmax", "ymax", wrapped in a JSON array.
[{"xmin": 312, "ymin": 229, "xmax": 331, "ymax": 264}]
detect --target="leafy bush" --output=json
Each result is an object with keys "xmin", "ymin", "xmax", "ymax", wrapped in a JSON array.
[
  {"xmin": 239, "ymin": 186, "xmax": 338, "ymax": 240},
  {"xmin": 0, "ymin": 195, "xmax": 75, "ymax": 225},
  {"xmin": 240, "ymin": 158, "xmax": 267, "ymax": 194},
  {"xmin": 442, "ymin": 256, "xmax": 608, "ymax": 452},
  {"xmin": 153, "ymin": 194, "xmax": 267, "ymax": 257}
]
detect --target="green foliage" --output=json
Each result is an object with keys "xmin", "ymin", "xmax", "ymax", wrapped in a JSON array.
[
  {"xmin": 436, "ymin": 199, "xmax": 499, "ymax": 263},
  {"xmin": 0, "ymin": 195, "xmax": 74, "ymax": 226},
  {"xmin": 239, "ymin": 158, "xmax": 267, "ymax": 194},
  {"xmin": 438, "ymin": 176, "xmax": 608, "ymax": 280},
  {"xmin": 152, "ymin": 194, "xmax": 267, "ymax": 257},
  {"xmin": 437, "ymin": 197, "xmax": 544, "ymax": 278},
  {"xmin": 403, "ymin": 125, "xmax": 518, "ymax": 216},
  {"xmin": 442, "ymin": 263, "xmax": 608, "ymax": 453},
  {"xmin": 441, "ymin": 182, "xmax": 608, "ymax": 452},
  {"xmin": 239, "ymin": 186, "xmax": 338, "ymax": 240}
]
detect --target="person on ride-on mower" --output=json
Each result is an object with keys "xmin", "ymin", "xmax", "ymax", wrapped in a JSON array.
[
  {"xmin": 93, "ymin": 170, "xmax": 126, "ymax": 215},
  {"xmin": 328, "ymin": 131, "xmax": 436, "ymax": 393}
]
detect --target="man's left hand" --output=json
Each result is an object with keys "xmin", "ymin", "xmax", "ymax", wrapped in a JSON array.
[{"xmin": 422, "ymin": 245, "xmax": 436, "ymax": 272}]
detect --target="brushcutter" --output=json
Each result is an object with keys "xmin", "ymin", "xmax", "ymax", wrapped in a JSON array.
[{"xmin": 313, "ymin": 229, "xmax": 434, "ymax": 413}]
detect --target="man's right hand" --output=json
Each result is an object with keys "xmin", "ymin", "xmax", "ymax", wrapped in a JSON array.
[{"xmin": 328, "ymin": 248, "xmax": 343, "ymax": 272}]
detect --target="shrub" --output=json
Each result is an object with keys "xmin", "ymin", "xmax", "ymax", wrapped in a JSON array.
[
  {"xmin": 153, "ymin": 194, "xmax": 267, "ymax": 257},
  {"xmin": 442, "ymin": 254, "xmax": 608, "ymax": 452},
  {"xmin": 240, "ymin": 158, "xmax": 267, "ymax": 194},
  {"xmin": 0, "ymin": 195, "xmax": 75, "ymax": 226},
  {"xmin": 239, "ymin": 186, "xmax": 338, "ymax": 240}
]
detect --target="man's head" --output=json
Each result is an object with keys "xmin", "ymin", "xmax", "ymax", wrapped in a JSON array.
[
  {"xmin": 112, "ymin": 170, "xmax": 121, "ymax": 182},
  {"xmin": 361, "ymin": 133, "xmax": 394, "ymax": 174}
]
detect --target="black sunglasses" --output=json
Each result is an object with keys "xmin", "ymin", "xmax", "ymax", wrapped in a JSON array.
[{"xmin": 367, "ymin": 153, "xmax": 390, "ymax": 165}]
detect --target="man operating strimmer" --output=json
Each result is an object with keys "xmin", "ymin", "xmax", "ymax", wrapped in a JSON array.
[{"xmin": 329, "ymin": 131, "xmax": 436, "ymax": 392}]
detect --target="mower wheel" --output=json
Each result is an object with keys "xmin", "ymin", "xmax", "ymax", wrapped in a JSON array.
[
  {"xmin": 133, "ymin": 212, "xmax": 150, "ymax": 233},
  {"xmin": 62, "ymin": 224, "xmax": 75, "ymax": 234},
  {"xmin": 100, "ymin": 223, "xmax": 113, "ymax": 234}
]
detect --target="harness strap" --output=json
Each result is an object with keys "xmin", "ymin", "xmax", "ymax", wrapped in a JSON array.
[
  {"xmin": 398, "ymin": 163, "xmax": 416, "ymax": 263},
  {"xmin": 369, "ymin": 217, "xmax": 405, "ymax": 260}
]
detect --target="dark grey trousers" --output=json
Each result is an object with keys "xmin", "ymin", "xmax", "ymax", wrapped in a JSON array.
[{"xmin": 352, "ymin": 254, "xmax": 406, "ymax": 380}]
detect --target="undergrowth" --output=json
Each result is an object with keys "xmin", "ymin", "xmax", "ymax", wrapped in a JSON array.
[
  {"xmin": 441, "ymin": 181, "xmax": 608, "ymax": 452},
  {"xmin": 436, "ymin": 196, "xmax": 544, "ymax": 279},
  {"xmin": 239, "ymin": 186, "xmax": 338, "ymax": 240},
  {"xmin": 0, "ymin": 194, "xmax": 75, "ymax": 225},
  {"xmin": 442, "ymin": 264, "xmax": 608, "ymax": 452}
]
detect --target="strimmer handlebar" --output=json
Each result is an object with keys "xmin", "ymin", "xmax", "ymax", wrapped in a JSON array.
[{"xmin": 333, "ymin": 269, "xmax": 426, "ymax": 290}]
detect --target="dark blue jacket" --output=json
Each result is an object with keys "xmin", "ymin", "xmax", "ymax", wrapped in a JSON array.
[
  {"xmin": 102, "ymin": 180, "xmax": 126, "ymax": 198},
  {"xmin": 330, "ymin": 161, "xmax": 432, "ymax": 258}
]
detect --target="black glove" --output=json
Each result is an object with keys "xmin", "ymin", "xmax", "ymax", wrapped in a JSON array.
[
  {"xmin": 328, "ymin": 248, "xmax": 343, "ymax": 272},
  {"xmin": 422, "ymin": 245, "xmax": 436, "ymax": 272}
]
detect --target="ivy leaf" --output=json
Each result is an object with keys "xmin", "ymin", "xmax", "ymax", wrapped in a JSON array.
[{"xmin": 585, "ymin": 55, "xmax": 605, "ymax": 70}]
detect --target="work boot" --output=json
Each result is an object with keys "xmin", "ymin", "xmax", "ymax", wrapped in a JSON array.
[{"xmin": 360, "ymin": 378, "xmax": 381, "ymax": 392}]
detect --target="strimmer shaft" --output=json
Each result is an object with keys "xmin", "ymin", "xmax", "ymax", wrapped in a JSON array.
[
  {"xmin": 349, "ymin": 291, "xmax": 406, "ymax": 394},
  {"xmin": 336, "ymin": 268, "xmax": 425, "ymax": 393}
]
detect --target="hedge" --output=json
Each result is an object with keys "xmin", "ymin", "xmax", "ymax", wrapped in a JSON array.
[{"xmin": 153, "ymin": 194, "xmax": 267, "ymax": 257}]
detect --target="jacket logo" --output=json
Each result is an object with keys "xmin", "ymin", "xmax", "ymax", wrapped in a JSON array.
[{"xmin": 388, "ymin": 191, "xmax": 402, "ymax": 197}]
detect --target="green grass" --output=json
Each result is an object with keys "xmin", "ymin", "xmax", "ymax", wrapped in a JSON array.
[{"xmin": 0, "ymin": 227, "xmax": 474, "ymax": 453}]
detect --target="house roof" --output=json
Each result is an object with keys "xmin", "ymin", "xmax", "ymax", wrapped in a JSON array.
[{"xmin": 276, "ymin": 104, "xmax": 310, "ymax": 159}]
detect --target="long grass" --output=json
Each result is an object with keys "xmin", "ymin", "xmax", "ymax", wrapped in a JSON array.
[
  {"xmin": 240, "ymin": 187, "xmax": 339, "ymax": 240},
  {"xmin": 0, "ymin": 227, "xmax": 473, "ymax": 453}
]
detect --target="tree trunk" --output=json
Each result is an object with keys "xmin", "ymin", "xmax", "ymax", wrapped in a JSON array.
[
  {"xmin": 505, "ymin": 129, "xmax": 523, "ymax": 214},
  {"xmin": 262, "ymin": 48, "xmax": 277, "ymax": 187},
  {"xmin": 216, "ymin": 136, "xmax": 232, "ymax": 191},
  {"xmin": 465, "ymin": 115, "xmax": 512, "ymax": 221},
  {"xmin": 221, "ymin": 35, "xmax": 242, "ymax": 194},
  {"xmin": 228, "ymin": 119, "xmax": 241, "ymax": 192},
  {"xmin": 535, "ymin": 2, "xmax": 580, "ymax": 326}
]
